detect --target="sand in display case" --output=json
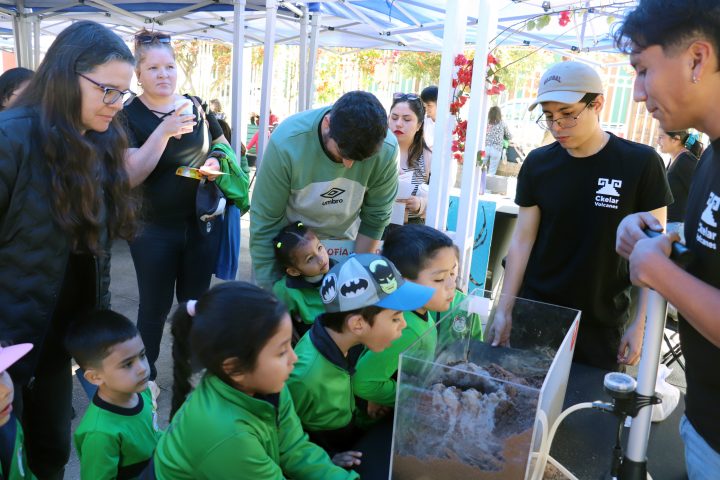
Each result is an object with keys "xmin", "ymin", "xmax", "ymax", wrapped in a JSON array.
[{"xmin": 390, "ymin": 292, "xmax": 580, "ymax": 479}]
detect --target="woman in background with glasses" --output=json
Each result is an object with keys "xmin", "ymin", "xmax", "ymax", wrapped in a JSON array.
[
  {"xmin": 0, "ymin": 21, "xmax": 139, "ymax": 478},
  {"xmin": 388, "ymin": 93, "xmax": 431, "ymax": 224},
  {"xmin": 122, "ymin": 29, "xmax": 230, "ymax": 382}
]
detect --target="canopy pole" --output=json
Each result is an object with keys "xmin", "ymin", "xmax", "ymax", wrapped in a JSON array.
[
  {"xmin": 454, "ymin": 0, "xmax": 498, "ymax": 292},
  {"xmin": 298, "ymin": 4, "xmax": 309, "ymax": 111},
  {"xmin": 305, "ymin": 7, "xmax": 320, "ymax": 109},
  {"xmin": 32, "ymin": 17, "xmax": 41, "ymax": 68},
  {"xmin": 425, "ymin": 0, "xmax": 469, "ymax": 232},
  {"xmin": 231, "ymin": 0, "xmax": 247, "ymax": 154},
  {"xmin": 256, "ymin": 0, "xmax": 278, "ymax": 170}
]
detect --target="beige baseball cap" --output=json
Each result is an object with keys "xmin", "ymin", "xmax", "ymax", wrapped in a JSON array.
[{"xmin": 528, "ymin": 61, "xmax": 604, "ymax": 111}]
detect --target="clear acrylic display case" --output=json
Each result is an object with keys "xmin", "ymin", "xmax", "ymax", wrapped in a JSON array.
[{"xmin": 390, "ymin": 292, "xmax": 580, "ymax": 479}]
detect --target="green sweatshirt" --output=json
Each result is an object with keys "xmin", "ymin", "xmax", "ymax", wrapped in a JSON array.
[
  {"xmin": 352, "ymin": 310, "xmax": 437, "ymax": 406},
  {"xmin": 74, "ymin": 389, "xmax": 161, "ymax": 480},
  {"xmin": 250, "ymin": 107, "xmax": 399, "ymax": 289},
  {"xmin": 153, "ymin": 375, "xmax": 358, "ymax": 480},
  {"xmin": 272, "ymin": 275, "xmax": 325, "ymax": 325},
  {"xmin": 0, "ymin": 416, "xmax": 34, "ymax": 480},
  {"xmin": 287, "ymin": 321, "xmax": 356, "ymax": 432}
]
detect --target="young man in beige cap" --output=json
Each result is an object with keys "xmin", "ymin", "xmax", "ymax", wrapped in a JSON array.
[{"xmin": 488, "ymin": 61, "xmax": 672, "ymax": 371}]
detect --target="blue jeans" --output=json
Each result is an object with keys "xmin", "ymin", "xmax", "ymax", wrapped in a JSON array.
[
  {"xmin": 130, "ymin": 220, "xmax": 221, "ymax": 379},
  {"xmin": 680, "ymin": 415, "xmax": 720, "ymax": 479}
]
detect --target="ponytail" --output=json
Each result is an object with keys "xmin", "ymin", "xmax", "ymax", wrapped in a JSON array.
[
  {"xmin": 667, "ymin": 130, "xmax": 704, "ymax": 158},
  {"xmin": 170, "ymin": 301, "xmax": 195, "ymax": 419}
]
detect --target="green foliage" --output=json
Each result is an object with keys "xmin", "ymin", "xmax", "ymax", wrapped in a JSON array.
[{"xmin": 397, "ymin": 51, "xmax": 442, "ymax": 86}]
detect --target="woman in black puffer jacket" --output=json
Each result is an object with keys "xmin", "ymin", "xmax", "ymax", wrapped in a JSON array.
[{"xmin": 0, "ymin": 21, "xmax": 139, "ymax": 478}]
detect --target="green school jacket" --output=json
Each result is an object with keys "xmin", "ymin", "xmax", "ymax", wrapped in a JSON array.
[
  {"xmin": 153, "ymin": 375, "xmax": 357, "ymax": 480},
  {"xmin": 0, "ymin": 416, "xmax": 34, "ymax": 480},
  {"xmin": 287, "ymin": 321, "xmax": 356, "ymax": 432},
  {"xmin": 352, "ymin": 310, "xmax": 437, "ymax": 406},
  {"xmin": 74, "ymin": 388, "xmax": 161, "ymax": 480},
  {"xmin": 272, "ymin": 275, "xmax": 325, "ymax": 325}
]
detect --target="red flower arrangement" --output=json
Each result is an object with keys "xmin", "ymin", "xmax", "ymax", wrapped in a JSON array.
[
  {"xmin": 559, "ymin": 10, "xmax": 571, "ymax": 27},
  {"xmin": 450, "ymin": 53, "xmax": 506, "ymax": 164}
]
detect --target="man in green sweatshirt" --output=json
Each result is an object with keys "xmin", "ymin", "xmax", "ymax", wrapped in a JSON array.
[{"xmin": 250, "ymin": 91, "xmax": 399, "ymax": 289}]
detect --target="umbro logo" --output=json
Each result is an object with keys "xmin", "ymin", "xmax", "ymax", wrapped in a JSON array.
[
  {"xmin": 321, "ymin": 188, "xmax": 345, "ymax": 199},
  {"xmin": 595, "ymin": 178, "xmax": 622, "ymax": 209},
  {"xmin": 321, "ymin": 187, "xmax": 345, "ymax": 205}
]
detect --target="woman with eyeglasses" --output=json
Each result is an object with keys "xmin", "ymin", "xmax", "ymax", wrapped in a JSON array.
[
  {"xmin": 388, "ymin": 93, "xmax": 432, "ymax": 224},
  {"xmin": 657, "ymin": 129, "xmax": 701, "ymax": 230},
  {"xmin": 0, "ymin": 21, "xmax": 139, "ymax": 478},
  {"xmin": 122, "ymin": 30, "xmax": 230, "ymax": 382}
]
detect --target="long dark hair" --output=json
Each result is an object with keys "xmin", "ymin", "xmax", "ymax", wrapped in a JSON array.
[
  {"xmin": 0, "ymin": 67, "xmax": 33, "ymax": 110},
  {"xmin": 170, "ymin": 282, "xmax": 288, "ymax": 418},
  {"xmin": 15, "ymin": 21, "xmax": 139, "ymax": 253},
  {"xmin": 488, "ymin": 106, "xmax": 502, "ymax": 125},
  {"xmin": 390, "ymin": 95, "xmax": 429, "ymax": 170},
  {"xmin": 666, "ymin": 130, "xmax": 704, "ymax": 158}
]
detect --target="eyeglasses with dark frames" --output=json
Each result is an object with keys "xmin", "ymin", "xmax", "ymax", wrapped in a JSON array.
[
  {"xmin": 536, "ymin": 102, "xmax": 595, "ymax": 131},
  {"xmin": 77, "ymin": 73, "xmax": 136, "ymax": 105},
  {"xmin": 135, "ymin": 33, "xmax": 172, "ymax": 44}
]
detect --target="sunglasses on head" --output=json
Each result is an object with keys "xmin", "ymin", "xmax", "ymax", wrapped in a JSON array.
[
  {"xmin": 136, "ymin": 33, "xmax": 172, "ymax": 44},
  {"xmin": 393, "ymin": 92, "xmax": 421, "ymax": 102}
]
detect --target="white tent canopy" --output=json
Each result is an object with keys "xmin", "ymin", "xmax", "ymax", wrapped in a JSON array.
[{"xmin": 0, "ymin": 0, "xmax": 638, "ymax": 289}]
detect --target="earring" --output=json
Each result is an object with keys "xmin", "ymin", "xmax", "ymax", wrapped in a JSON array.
[
  {"xmin": 692, "ymin": 75, "xmax": 699, "ymax": 84},
  {"xmin": 137, "ymin": 81, "xmax": 143, "ymax": 86}
]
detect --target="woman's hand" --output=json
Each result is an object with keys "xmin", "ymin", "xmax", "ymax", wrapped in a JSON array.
[
  {"xmin": 160, "ymin": 110, "xmax": 195, "ymax": 140},
  {"xmin": 199, "ymin": 157, "xmax": 221, "ymax": 181},
  {"xmin": 367, "ymin": 401, "xmax": 392, "ymax": 419},
  {"xmin": 403, "ymin": 195, "xmax": 422, "ymax": 215}
]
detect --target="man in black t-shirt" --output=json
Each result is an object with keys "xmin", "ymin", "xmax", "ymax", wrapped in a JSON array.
[
  {"xmin": 614, "ymin": 0, "xmax": 720, "ymax": 474},
  {"xmin": 488, "ymin": 61, "xmax": 672, "ymax": 371}
]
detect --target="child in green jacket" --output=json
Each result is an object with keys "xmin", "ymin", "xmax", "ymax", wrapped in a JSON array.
[
  {"xmin": 0, "ymin": 343, "xmax": 35, "ymax": 480},
  {"xmin": 152, "ymin": 282, "xmax": 356, "ymax": 480},
  {"xmin": 287, "ymin": 254, "xmax": 434, "ymax": 467},
  {"xmin": 272, "ymin": 222, "xmax": 333, "ymax": 340},
  {"xmin": 65, "ymin": 311, "xmax": 161, "ymax": 480},
  {"xmin": 353, "ymin": 225, "xmax": 458, "ymax": 407}
]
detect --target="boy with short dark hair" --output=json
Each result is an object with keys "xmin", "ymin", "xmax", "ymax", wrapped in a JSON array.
[
  {"xmin": 352, "ymin": 225, "xmax": 458, "ymax": 407},
  {"xmin": 420, "ymin": 85, "xmax": 438, "ymax": 148},
  {"xmin": 287, "ymin": 253, "xmax": 434, "ymax": 467},
  {"xmin": 65, "ymin": 310, "xmax": 161, "ymax": 480}
]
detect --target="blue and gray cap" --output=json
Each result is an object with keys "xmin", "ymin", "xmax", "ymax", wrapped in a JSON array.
[{"xmin": 320, "ymin": 253, "xmax": 435, "ymax": 313}]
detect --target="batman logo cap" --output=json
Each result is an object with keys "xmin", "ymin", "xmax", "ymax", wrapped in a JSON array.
[{"xmin": 319, "ymin": 253, "xmax": 435, "ymax": 313}]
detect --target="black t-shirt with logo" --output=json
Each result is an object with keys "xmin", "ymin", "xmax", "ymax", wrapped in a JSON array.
[
  {"xmin": 515, "ymin": 133, "xmax": 672, "ymax": 342},
  {"xmin": 122, "ymin": 96, "xmax": 223, "ymax": 226},
  {"xmin": 680, "ymin": 140, "xmax": 720, "ymax": 454}
]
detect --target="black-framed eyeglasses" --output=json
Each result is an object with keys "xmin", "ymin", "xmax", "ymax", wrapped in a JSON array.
[
  {"xmin": 535, "ymin": 102, "xmax": 595, "ymax": 131},
  {"xmin": 77, "ymin": 73, "xmax": 136, "ymax": 105},
  {"xmin": 135, "ymin": 33, "xmax": 172, "ymax": 44}
]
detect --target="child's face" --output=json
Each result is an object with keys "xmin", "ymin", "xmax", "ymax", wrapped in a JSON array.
[
  {"xmin": 288, "ymin": 235, "xmax": 330, "ymax": 278},
  {"xmin": 88, "ymin": 335, "xmax": 150, "ymax": 396},
  {"xmin": 362, "ymin": 309, "xmax": 407, "ymax": 352},
  {"xmin": 0, "ymin": 370, "xmax": 14, "ymax": 427},
  {"xmin": 414, "ymin": 246, "xmax": 458, "ymax": 312},
  {"xmin": 235, "ymin": 314, "xmax": 297, "ymax": 396}
]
